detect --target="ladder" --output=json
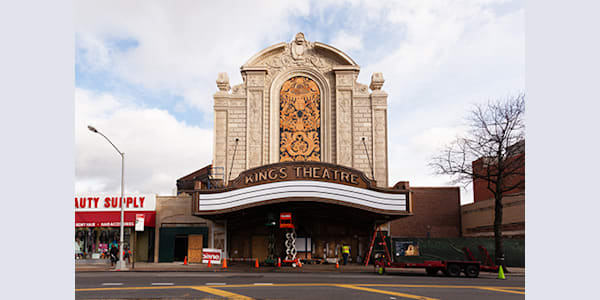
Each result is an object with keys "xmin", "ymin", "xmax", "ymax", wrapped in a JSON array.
[{"xmin": 364, "ymin": 225, "xmax": 392, "ymax": 266}]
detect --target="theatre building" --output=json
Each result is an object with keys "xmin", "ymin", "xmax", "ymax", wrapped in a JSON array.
[{"xmin": 155, "ymin": 33, "xmax": 461, "ymax": 263}]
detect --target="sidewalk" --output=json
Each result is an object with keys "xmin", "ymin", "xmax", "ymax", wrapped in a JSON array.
[{"xmin": 75, "ymin": 260, "xmax": 525, "ymax": 276}]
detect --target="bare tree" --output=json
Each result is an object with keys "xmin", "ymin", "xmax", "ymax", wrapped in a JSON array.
[{"xmin": 431, "ymin": 93, "xmax": 525, "ymax": 271}]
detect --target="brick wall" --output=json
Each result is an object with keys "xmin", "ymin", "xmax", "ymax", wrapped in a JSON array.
[
  {"xmin": 390, "ymin": 187, "xmax": 461, "ymax": 238},
  {"xmin": 461, "ymin": 193, "xmax": 524, "ymax": 237}
]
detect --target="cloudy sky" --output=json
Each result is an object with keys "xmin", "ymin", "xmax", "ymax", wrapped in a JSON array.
[{"xmin": 75, "ymin": 0, "xmax": 524, "ymax": 204}]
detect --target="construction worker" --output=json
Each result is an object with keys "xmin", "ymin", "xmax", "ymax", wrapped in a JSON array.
[{"xmin": 342, "ymin": 244, "xmax": 350, "ymax": 265}]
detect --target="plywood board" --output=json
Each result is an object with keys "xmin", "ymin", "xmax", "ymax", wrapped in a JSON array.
[{"xmin": 188, "ymin": 234, "xmax": 203, "ymax": 263}]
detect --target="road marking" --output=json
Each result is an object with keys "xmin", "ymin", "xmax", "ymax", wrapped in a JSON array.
[
  {"xmin": 359, "ymin": 284, "xmax": 524, "ymax": 290},
  {"xmin": 336, "ymin": 284, "xmax": 439, "ymax": 300},
  {"xmin": 476, "ymin": 287, "xmax": 525, "ymax": 295},
  {"xmin": 101, "ymin": 283, "xmax": 123, "ymax": 286},
  {"xmin": 151, "ymin": 283, "xmax": 174, "ymax": 286},
  {"xmin": 77, "ymin": 283, "xmax": 526, "ymax": 297},
  {"xmin": 253, "ymin": 283, "xmax": 273, "ymax": 285},
  {"xmin": 206, "ymin": 283, "xmax": 227, "ymax": 285},
  {"xmin": 190, "ymin": 286, "xmax": 253, "ymax": 299}
]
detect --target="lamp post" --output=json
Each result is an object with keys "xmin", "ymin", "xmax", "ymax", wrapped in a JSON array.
[{"xmin": 88, "ymin": 125, "xmax": 127, "ymax": 270}]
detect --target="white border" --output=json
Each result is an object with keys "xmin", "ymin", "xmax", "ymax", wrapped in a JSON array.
[{"xmin": 199, "ymin": 181, "xmax": 406, "ymax": 212}]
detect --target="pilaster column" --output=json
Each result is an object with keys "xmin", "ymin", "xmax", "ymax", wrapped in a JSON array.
[
  {"xmin": 370, "ymin": 72, "xmax": 389, "ymax": 187},
  {"xmin": 334, "ymin": 66, "xmax": 359, "ymax": 167},
  {"xmin": 213, "ymin": 73, "xmax": 230, "ymax": 179},
  {"xmin": 242, "ymin": 68, "xmax": 267, "ymax": 169}
]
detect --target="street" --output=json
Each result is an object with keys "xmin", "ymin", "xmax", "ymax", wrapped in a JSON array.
[{"xmin": 76, "ymin": 270, "xmax": 524, "ymax": 299}]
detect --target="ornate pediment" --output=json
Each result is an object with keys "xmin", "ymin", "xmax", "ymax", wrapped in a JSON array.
[{"xmin": 242, "ymin": 32, "xmax": 358, "ymax": 75}]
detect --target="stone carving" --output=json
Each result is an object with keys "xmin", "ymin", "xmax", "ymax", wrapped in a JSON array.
[
  {"xmin": 232, "ymin": 83, "xmax": 246, "ymax": 95},
  {"xmin": 369, "ymin": 72, "xmax": 385, "ymax": 91},
  {"xmin": 336, "ymin": 73, "xmax": 353, "ymax": 87},
  {"xmin": 216, "ymin": 72, "xmax": 231, "ymax": 92},
  {"xmin": 248, "ymin": 73, "xmax": 264, "ymax": 87},
  {"xmin": 280, "ymin": 77, "xmax": 321, "ymax": 162},
  {"xmin": 291, "ymin": 32, "xmax": 307, "ymax": 61},
  {"xmin": 338, "ymin": 90, "xmax": 352, "ymax": 165},
  {"xmin": 354, "ymin": 82, "xmax": 369, "ymax": 95},
  {"xmin": 248, "ymin": 91, "xmax": 262, "ymax": 167},
  {"xmin": 262, "ymin": 33, "xmax": 333, "ymax": 75}
]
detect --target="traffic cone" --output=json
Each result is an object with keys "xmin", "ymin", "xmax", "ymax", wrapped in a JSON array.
[
  {"xmin": 255, "ymin": 258, "xmax": 259, "ymax": 268},
  {"xmin": 335, "ymin": 261, "xmax": 339, "ymax": 269},
  {"xmin": 222, "ymin": 258, "xmax": 228, "ymax": 269},
  {"xmin": 184, "ymin": 256, "xmax": 188, "ymax": 265},
  {"xmin": 208, "ymin": 259, "xmax": 212, "ymax": 268},
  {"xmin": 277, "ymin": 257, "xmax": 281, "ymax": 268},
  {"xmin": 498, "ymin": 265, "xmax": 506, "ymax": 280},
  {"xmin": 298, "ymin": 260, "xmax": 302, "ymax": 268}
]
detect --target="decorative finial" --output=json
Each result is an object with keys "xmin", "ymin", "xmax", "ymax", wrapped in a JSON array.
[
  {"xmin": 370, "ymin": 72, "xmax": 385, "ymax": 91},
  {"xmin": 216, "ymin": 72, "xmax": 230, "ymax": 92}
]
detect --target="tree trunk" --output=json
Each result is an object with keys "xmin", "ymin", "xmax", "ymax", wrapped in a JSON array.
[{"xmin": 493, "ymin": 192, "xmax": 508, "ymax": 272}]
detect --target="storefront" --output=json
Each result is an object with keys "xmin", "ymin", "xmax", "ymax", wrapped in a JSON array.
[{"xmin": 75, "ymin": 194, "xmax": 156, "ymax": 262}]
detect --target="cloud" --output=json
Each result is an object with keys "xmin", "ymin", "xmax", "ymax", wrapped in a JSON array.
[
  {"xmin": 75, "ymin": 0, "xmax": 524, "ymax": 204},
  {"xmin": 330, "ymin": 30, "xmax": 363, "ymax": 53},
  {"xmin": 75, "ymin": 88, "xmax": 212, "ymax": 195},
  {"xmin": 76, "ymin": 0, "xmax": 311, "ymax": 113}
]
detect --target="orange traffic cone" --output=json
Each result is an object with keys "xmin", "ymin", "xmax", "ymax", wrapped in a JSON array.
[
  {"xmin": 335, "ymin": 261, "xmax": 339, "ymax": 269},
  {"xmin": 298, "ymin": 260, "xmax": 302, "ymax": 268},
  {"xmin": 277, "ymin": 257, "xmax": 281, "ymax": 268},
  {"xmin": 222, "ymin": 258, "xmax": 228, "ymax": 269},
  {"xmin": 184, "ymin": 256, "xmax": 188, "ymax": 265},
  {"xmin": 207, "ymin": 259, "xmax": 212, "ymax": 268},
  {"xmin": 255, "ymin": 258, "xmax": 259, "ymax": 268}
]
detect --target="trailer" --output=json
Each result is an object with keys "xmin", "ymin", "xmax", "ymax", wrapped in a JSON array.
[
  {"xmin": 373, "ymin": 259, "xmax": 486, "ymax": 278},
  {"xmin": 366, "ymin": 230, "xmax": 499, "ymax": 278}
]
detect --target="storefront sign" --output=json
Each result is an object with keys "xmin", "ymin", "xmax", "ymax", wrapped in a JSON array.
[
  {"xmin": 201, "ymin": 248, "xmax": 222, "ymax": 264},
  {"xmin": 75, "ymin": 211, "xmax": 156, "ymax": 228},
  {"xmin": 74, "ymin": 194, "xmax": 156, "ymax": 212},
  {"xmin": 135, "ymin": 214, "xmax": 145, "ymax": 231}
]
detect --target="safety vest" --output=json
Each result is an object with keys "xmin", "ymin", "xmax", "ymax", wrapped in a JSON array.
[{"xmin": 342, "ymin": 246, "xmax": 350, "ymax": 254}]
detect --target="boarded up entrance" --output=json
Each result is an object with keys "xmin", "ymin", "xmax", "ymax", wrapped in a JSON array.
[
  {"xmin": 251, "ymin": 235, "xmax": 268, "ymax": 261},
  {"xmin": 188, "ymin": 234, "xmax": 204, "ymax": 263}
]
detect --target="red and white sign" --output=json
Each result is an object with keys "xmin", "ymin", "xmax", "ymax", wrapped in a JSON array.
[
  {"xmin": 135, "ymin": 214, "xmax": 145, "ymax": 231},
  {"xmin": 75, "ymin": 211, "xmax": 155, "ymax": 228},
  {"xmin": 201, "ymin": 248, "xmax": 222, "ymax": 264},
  {"xmin": 75, "ymin": 194, "xmax": 156, "ymax": 228},
  {"xmin": 74, "ymin": 194, "xmax": 156, "ymax": 212}
]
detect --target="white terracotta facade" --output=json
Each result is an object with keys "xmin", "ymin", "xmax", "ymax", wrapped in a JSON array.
[{"xmin": 213, "ymin": 33, "xmax": 389, "ymax": 187}]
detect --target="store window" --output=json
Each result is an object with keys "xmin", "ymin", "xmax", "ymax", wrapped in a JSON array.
[{"xmin": 75, "ymin": 227, "xmax": 132, "ymax": 259}]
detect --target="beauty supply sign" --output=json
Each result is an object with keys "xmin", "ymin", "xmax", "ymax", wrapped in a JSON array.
[{"xmin": 75, "ymin": 194, "xmax": 156, "ymax": 212}]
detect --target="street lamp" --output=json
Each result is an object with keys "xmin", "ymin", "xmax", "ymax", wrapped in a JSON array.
[{"xmin": 88, "ymin": 125, "xmax": 127, "ymax": 270}]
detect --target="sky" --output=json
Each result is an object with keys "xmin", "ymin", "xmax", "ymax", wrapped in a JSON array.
[{"xmin": 75, "ymin": 0, "xmax": 524, "ymax": 204}]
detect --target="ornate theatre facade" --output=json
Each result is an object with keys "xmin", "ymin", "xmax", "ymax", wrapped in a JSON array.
[
  {"xmin": 213, "ymin": 32, "xmax": 389, "ymax": 187},
  {"xmin": 153, "ymin": 33, "xmax": 461, "ymax": 263}
]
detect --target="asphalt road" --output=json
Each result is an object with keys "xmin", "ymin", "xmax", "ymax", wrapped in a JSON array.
[{"xmin": 76, "ymin": 271, "xmax": 524, "ymax": 299}]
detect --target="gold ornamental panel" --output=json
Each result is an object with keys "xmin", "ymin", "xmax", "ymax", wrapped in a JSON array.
[{"xmin": 280, "ymin": 76, "xmax": 321, "ymax": 162}]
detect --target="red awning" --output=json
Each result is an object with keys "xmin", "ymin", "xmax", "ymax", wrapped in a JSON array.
[{"xmin": 75, "ymin": 211, "xmax": 155, "ymax": 228}]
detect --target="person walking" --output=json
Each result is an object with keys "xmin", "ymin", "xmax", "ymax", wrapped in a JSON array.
[
  {"xmin": 109, "ymin": 244, "xmax": 118, "ymax": 267},
  {"xmin": 342, "ymin": 244, "xmax": 350, "ymax": 265}
]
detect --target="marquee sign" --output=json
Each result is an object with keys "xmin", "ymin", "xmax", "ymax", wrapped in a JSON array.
[
  {"xmin": 196, "ymin": 162, "xmax": 409, "ymax": 216},
  {"xmin": 229, "ymin": 161, "xmax": 374, "ymax": 189}
]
